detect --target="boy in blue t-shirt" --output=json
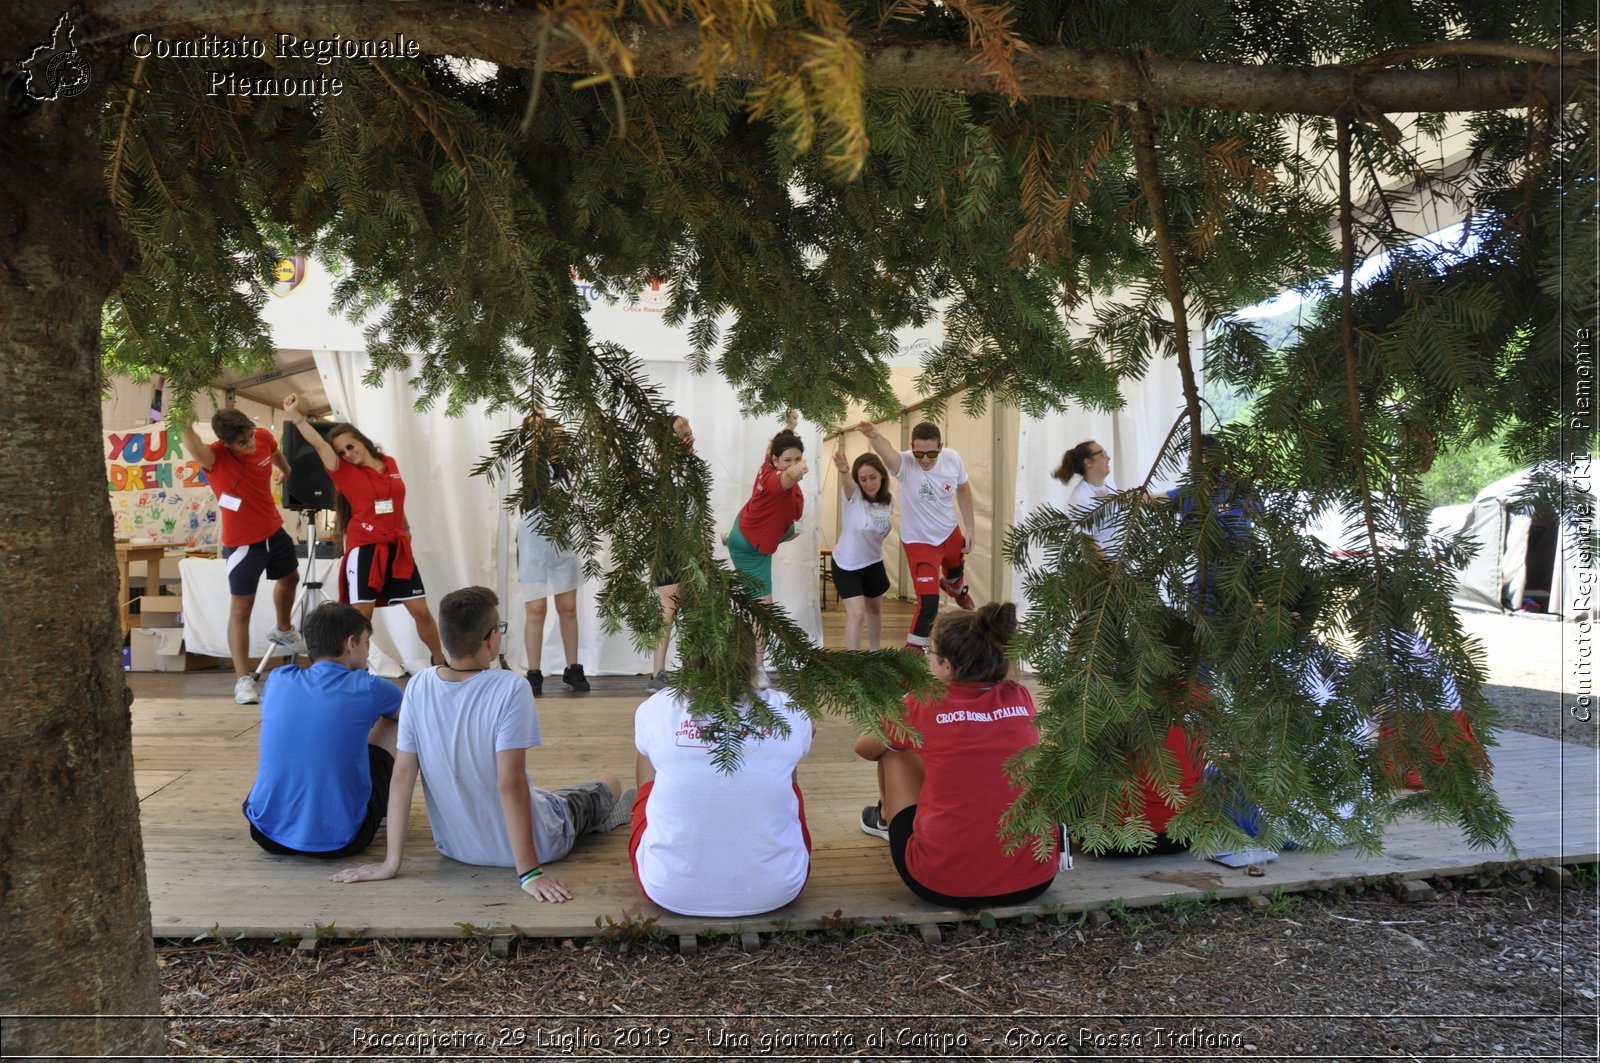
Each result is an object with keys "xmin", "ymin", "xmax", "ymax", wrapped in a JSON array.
[{"xmin": 243, "ymin": 603, "xmax": 401, "ymax": 857}]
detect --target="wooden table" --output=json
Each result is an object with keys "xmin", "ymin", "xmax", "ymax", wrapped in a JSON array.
[{"xmin": 115, "ymin": 541, "xmax": 174, "ymax": 637}]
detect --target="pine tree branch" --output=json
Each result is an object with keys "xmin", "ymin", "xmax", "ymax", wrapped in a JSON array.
[
  {"xmin": 1336, "ymin": 116, "xmax": 1385, "ymax": 573},
  {"xmin": 1356, "ymin": 40, "xmax": 1594, "ymax": 71},
  {"xmin": 90, "ymin": 2, "xmax": 1589, "ymax": 115},
  {"xmin": 105, "ymin": 55, "xmax": 145, "ymax": 214},
  {"xmin": 1128, "ymin": 104, "xmax": 1201, "ymax": 466}
]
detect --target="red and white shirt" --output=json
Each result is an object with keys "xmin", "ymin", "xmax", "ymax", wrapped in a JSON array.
[
  {"xmin": 736, "ymin": 463, "xmax": 804, "ymax": 554},
  {"xmin": 894, "ymin": 448, "xmax": 967, "ymax": 545}
]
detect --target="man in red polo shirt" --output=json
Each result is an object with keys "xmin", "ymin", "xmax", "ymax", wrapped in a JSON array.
[{"xmin": 182, "ymin": 408, "xmax": 305, "ymax": 705}]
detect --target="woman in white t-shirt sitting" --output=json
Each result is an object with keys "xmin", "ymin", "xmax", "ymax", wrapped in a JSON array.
[
  {"xmin": 830, "ymin": 447, "xmax": 894, "ymax": 649},
  {"xmin": 628, "ymin": 642, "xmax": 815, "ymax": 917},
  {"xmin": 1054, "ymin": 440, "xmax": 1120, "ymax": 558}
]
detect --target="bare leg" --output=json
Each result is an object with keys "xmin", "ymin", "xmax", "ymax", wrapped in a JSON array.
[
  {"xmin": 842, "ymin": 595, "xmax": 866, "ymax": 651},
  {"xmin": 228, "ymin": 594, "xmax": 256, "ymax": 677},
  {"xmin": 272, "ymin": 570, "xmax": 299, "ymax": 630},
  {"xmin": 877, "ymin": 747, "xmax": 926, "ymax": 824},
  {"xmin": 652, "ymin": 583, "xmax": 679, "ymax": 674},
  {"xmin": 400, "ymin": 597, "xmax": 445, "ymax": 664},
  {"xmin": 864, "ymin": 594, "xmax": 884, "ymax": 650},
  {"xmin": 367, "ymin": 715, "xmax": 399, "ymax": 757},
  {"xmin": 755, "ymin": 593, "xmax": 773, "ymax": 668},
  {"xmin": 524, "ymin": 597, "xmax": 549, "ymax": 671},
  {"xmin": 553, "ymin": 588, "xmax": 579, "ymax": 666}
]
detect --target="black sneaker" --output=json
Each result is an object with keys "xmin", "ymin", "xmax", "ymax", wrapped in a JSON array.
[
  {"xmin": 562, "ymin": 663, "xmax": 590, "ymax": 692},
  {"xmin": 860, "ymin": 803, "xmax": 890, "ymax": 841},
  {"xmin": 525, "ymin": 669, "xmax": 543, "ymax": 696}
]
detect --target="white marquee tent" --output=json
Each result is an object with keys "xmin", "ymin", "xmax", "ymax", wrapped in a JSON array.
[{"xmin": 111, "ymin": 259, "xmax": 1190, "ymax": 676}]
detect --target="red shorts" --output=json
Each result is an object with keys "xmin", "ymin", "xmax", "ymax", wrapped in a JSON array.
[{"xmin": 903, "ymin": 527, "xmax": 965, "ymax": 592}]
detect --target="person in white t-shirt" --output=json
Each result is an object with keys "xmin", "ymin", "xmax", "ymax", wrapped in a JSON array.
[
  {"xmin": 1053, "ymin": 440, "xmax": 1120, "ymax": 558},
  {"xmin": 830, "ymin": 447, "xmax": 894, "ymax": 650},
  {"xmin": 329, "ymin": 587, "xmax": 632, "ymax": 903},
  {"xmin": 858, "ymin": 420, "xmax": 976, "ymax": 653},
  {"xmin": 628, "ymin": 644, "xmax": 814, "ymax": 917}
]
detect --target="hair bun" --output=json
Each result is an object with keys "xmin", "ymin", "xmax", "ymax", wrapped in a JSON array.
[{"xmin": 977, "ymin": 601, "xmax": 1018, "ymax": 644}]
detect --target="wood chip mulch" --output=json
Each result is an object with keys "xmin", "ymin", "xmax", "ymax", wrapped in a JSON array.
[{"xmin": 161, "ymin": 876, "xmax": 1599, "ymax": 1060}]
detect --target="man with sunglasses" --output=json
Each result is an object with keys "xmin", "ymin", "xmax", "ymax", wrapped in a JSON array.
[
  {"xmin": 857, "ymin": 420, "xmax": 977, "ymax": 653},
  {"xmin": 330, "ymin": 587, "xmax": 631, "ymax": 903}
]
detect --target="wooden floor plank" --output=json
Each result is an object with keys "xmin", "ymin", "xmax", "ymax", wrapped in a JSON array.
[{"xmin": 131, "ymin": 601, "xmax": 1600, "ymax": 939}]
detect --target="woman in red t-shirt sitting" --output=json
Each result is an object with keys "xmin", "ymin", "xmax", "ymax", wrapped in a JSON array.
[
  {"xmin": 283, "ymin": 394, "xmax": 444, "ymax": 664},
  {"xmin": 855, "ymin": 602, "xmax": 1059, "ymax": 908}
]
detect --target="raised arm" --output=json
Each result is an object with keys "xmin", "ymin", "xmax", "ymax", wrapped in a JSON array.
[
  {"xmin": 780, "ymin": 457, "xmax": 810, "ymax": 491},
  {"xmin": 282, "ymin": 393, "xmax": 337, "ymax": 471},
  {"xmin": 329, "ymin": 750, "xmax": 419, "ymax": 884},
  {"xmin": 179, "ymin": 416, "xmax": 217, "ymax": 471},
  {"xmin": 833, "ymin": 447, "xmax": 856, "ymax": 500},
  {"xmin": 496, "ymin": 748, "xmax": 572, "ymax": 903},
  {"xmin": 856, "ymin": 421, "xmax": 902, "ymax": 475}
]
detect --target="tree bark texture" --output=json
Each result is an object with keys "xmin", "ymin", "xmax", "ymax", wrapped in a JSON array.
[
  {"xmin": 88, "ymin": 2, "xmax": 1582, "ymax": 115},
  {"xmin": 0, "ymin": 8, "xmax": 165, "ymax": 1058}
]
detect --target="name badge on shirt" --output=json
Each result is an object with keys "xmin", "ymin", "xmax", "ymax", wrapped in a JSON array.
[
  {"xmin": 374, "ymin": 498, "xmax": 395, "ymax": 515},
  {"xmin": 218, "ymin": 493, "xmax": 243, "ymax": 512}
]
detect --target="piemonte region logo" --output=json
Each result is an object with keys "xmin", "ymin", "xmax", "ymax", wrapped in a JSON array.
[{"xmin": 19, "ymin": 12, "xmax": 91, "ymax": 101}]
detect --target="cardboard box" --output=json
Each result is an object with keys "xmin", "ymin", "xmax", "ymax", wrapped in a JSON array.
[
  {"xmin": 133, "ymin": 594, "xmax": 182, "ymax": 629},
  {"xmin": 128, "ymin": 628, "xmax": 173, "ymax": 671},
  {"xmin": 151, "ymin": 649, "xmax": 221, "ymax": 673},
  {"xmin": 128, "ymin": 627, "xmax": 220, "ymax": 672}
]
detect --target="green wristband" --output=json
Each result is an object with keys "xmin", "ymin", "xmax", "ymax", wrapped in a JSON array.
[{"xmin": 518, "ymin": 866, "xmax": 543, "ymax": 886}]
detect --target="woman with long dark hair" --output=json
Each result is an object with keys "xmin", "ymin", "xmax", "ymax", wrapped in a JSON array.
[
  {"xmin": 830, "ymin": 446, "xmax": 893, "ymax": 650},
  {"xmin": 855, "ymin": 602, "xmax": 1059, "ymax": 907},
  {"xmin": 283, "ymin": 394, "xmax": 444, "ymax": 664}
]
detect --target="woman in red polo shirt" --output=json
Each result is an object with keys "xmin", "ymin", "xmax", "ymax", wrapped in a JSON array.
[
  {"xmin": 855, "ymin": 601, "xmax": 1060, "ymax": 907},
  {"xmin": 283, "ymin": 394, "xmax": 444, "ymax": 664}
]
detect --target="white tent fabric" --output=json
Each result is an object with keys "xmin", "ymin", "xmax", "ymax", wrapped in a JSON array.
[
  {"xmin": 1011, "ymin": 352, "xmax": 1190, "ymax": 622},
  {"xmin": 309, "ymin": 348, "xmax": 825, "ymax": 678}
]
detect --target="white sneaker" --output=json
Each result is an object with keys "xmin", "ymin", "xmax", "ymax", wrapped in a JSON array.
[
  {"xmin": 233, "ymin": 675, "xmax": 259, "ymax": 705},
  {"xmin": 268, "ymin": 626, "xmax": 308, "ymax": 657}
]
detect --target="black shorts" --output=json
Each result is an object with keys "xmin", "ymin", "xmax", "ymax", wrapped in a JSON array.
[
  {"xmin": 343, "ymin": 543, "xmax": 427, "ymax": 605},
  {"xmin": 887, "ymin": 804, "xmax": 1056, "ymax": 909},
  {"xmin": 223, "ymin": 528, "xmax": 298, "ymax": 596},
  {"xmin": 832, "ymin": 559, "xmax": 890, "ymax": 600},
  {"xmin": 652, "ymin": 550, "xmax": 687, "ymax": 588},
  {"xmin": 245, "ymin": 745, "xmax": 394, "ymax": 859}
]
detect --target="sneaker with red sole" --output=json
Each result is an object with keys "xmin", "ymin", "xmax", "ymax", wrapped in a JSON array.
[{"xmin": 939, "ymin": 576, "xmax": 975, "ymax": 609}]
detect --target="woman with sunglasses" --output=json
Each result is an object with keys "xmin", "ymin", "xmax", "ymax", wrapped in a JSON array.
[
  {"xmin": 283, "ymin": 393, "xmax": 445, "ymax": 664},
  {"xmin": 854, "ymin": 601, "xmax": 1059, "ymax": 907},
  {"xmin": 1054, "ymin": 440, "xmax": 1119, "ymax": 558}
]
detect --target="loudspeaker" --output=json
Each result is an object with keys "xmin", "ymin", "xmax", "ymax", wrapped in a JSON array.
[{"xmin": 282, "ymin": 422, "xmax": 337, "ymax": 511}]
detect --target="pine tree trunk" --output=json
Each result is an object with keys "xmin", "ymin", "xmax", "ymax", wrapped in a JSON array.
[{"xmin": 0, "ymin": 9, "xmax": 165, "ymax": 1057}]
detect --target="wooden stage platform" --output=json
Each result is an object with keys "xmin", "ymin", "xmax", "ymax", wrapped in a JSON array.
[{"xmin": 132, "ymin": 604, "xmax": 1599, "ymax": 942}]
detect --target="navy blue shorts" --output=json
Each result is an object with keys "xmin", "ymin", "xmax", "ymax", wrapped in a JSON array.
[{"xmin": 223, "ymin": 528, "xmax": 298, "ymax": 596}]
